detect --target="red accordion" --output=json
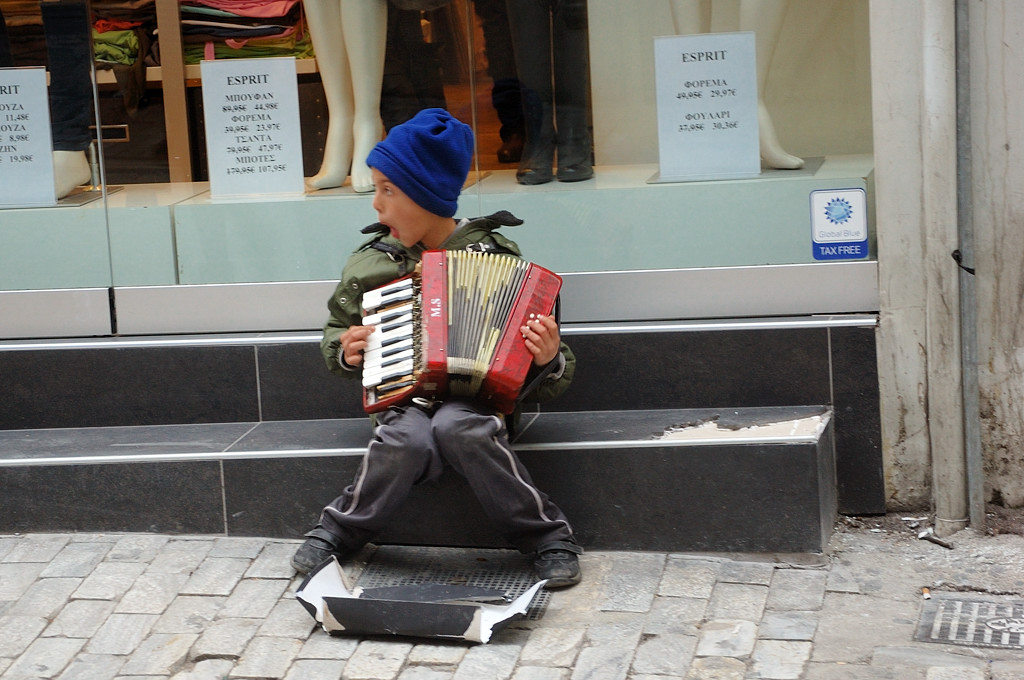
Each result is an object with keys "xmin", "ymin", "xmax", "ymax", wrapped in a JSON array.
[{"xmin": 359, "ymin": 250, "xmax": 562, "ymax": 414}]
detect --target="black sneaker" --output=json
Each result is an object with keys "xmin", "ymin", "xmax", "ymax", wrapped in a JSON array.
[
  {"xmin": 291, "ymin": 527, "xmax": 349, "ymax": 575},
  {"xmin": 533, "ymin": 540, "xmax": 583, "ymax": 589}
]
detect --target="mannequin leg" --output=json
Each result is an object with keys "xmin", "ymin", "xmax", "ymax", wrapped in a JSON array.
[
  {"xmin": 340, "ymin": 0, "xmax": 387, "ymax": 193},
  {"xmin": 379, "ymin": 7, "xmax": 445, "ymax": 131},
  {"xmin": 672, "ymin": 0, "xmax": 802, "ymax": 171},
  {"xmin": 41, "ymin": 0, "xmax": 92, "ymax": 198},
  {"xmin": 0, "ymin": 6, "xmax": 13, "ymax": 65},
  {"xmin": 304, "ymin": 0, "xmax": 387, "ymax": 192},
  {"xmin": 552, "ymin": 0, "xmax": 592, "ymax": 182},
  {"xmin": 474, "ymin": 0, "xmax": 523, "ymax": 162},
  {"xmin": 739, "ymin": 0, "xmax": 802, "ymax": 169},
  {"xmin": 507, "ymin": 0, "xmax": 555, "ymax": 185},
  {"xmin": 379, "ymin": 8, "xmax": 414, "ymax": 131},
  {"xmin": 303, "ymin": 0, "xmax": 355, "ymax": 191},
  {"xmin": 53, "ymin": 150, "xmax": 91, "ymax": 197}
]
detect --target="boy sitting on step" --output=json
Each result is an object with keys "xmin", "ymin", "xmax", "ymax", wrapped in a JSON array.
[{"xmin": 291, "ymin": 108, "xmax": 582, "ymax": 588}]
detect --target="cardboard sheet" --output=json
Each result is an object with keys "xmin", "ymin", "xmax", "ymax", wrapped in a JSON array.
[{"xmin": 296, "ymin": 556, "xmax": 546, "ymax": 643}]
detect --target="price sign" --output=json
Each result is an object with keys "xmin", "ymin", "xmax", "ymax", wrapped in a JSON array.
[
  {"xmin": 200, "ymin": 57, "xmax": 305, "ymax": 198},
  {"xmin": 0, "ymin": 67, "xmax": 57, "ymax": 207},
  {"xmin": 654, "ymin": 32, "xmax": 759, "ymax": 182}
]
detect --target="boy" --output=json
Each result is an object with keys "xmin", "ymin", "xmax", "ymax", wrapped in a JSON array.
[{"xmin": 292, "ymin": 108, "xmax": 582, "ymax": 588}]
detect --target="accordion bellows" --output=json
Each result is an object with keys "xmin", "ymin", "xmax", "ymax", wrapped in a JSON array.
[{"xmin": 360, "ymin": 250, "xmax": 562, "ymax": 414}]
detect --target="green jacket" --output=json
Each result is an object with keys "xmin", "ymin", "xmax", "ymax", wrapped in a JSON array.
[{"xmin": 321, "ymin": 211, "xmax": 576, "ymax": 409}]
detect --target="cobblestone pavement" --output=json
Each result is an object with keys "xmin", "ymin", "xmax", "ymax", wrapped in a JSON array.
[{"xmin": 2, "ymin": 521, "xmax": 1024, "ymax": 680}]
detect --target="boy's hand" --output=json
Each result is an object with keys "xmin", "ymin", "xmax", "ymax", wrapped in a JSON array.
[
  {"xmin": 521, "ymin": 314, "xmax": 560, "ymax": 367},
  {"xmin": 339, "ymin": 325, "xmax": 375, "ymax": 368}
]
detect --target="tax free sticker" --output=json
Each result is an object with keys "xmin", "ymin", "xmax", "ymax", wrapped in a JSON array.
[{"xmin": 809, "ymin": 188, "xmax": 869, "ymax": 260}]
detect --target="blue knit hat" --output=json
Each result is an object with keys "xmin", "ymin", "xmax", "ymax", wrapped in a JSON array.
[{"xmin": 366, "ymin": 108, "xmax": 474, "ymax": 218}]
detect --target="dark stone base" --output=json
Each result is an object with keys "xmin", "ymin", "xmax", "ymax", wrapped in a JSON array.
[
  {"xmin": 0, "ymin": 324, "xmax": 882, "ymax": 515},
  {"xmin": 0, "ymin": 407, "xmax": 836, "ymax": 553}
]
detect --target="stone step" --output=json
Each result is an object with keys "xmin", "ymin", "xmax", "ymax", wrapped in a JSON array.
[
  {"xmin": 0, "ymin": 406, "xmax": 836, "ymax": 553},
  {"xmin": 0, "ymin": 319, "xmax": 882, "ymax": 515}
]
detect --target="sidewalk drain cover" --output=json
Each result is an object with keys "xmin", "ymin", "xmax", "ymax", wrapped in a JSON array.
[
  {"xmin": 915, "ymin": 592, "xmax": 1024, "ymax": 649},
  {"xmin": 357, "ymin": 546, "xmax": 550, "ymax": 620}
]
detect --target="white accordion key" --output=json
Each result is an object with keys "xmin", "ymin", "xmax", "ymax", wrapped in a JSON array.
[
  {"xmin": 362, "ymin": 303, "xmax": 413, "ymax": 327},
  {"xmin": 376, "ymin": 313, "xmax": 413, "ymax": 334},
  {"xmin": 361, "ymin": 278, "xmax": 414, "ymax": 312},
  {"xmin": 363, "ymin": 336, "xmax": 413, "ymax": 366},
  {"xmin": 363, "ymin": 347, "xmax": 413, "ymax": 372},
  {"xmin": 364, "ymin": 336, "xmax": 412, "ymax": 361},
  {"xmin": 362, "ymin": 359, "xmax": 415, "ymax": 388},
  {"xmin": 365, "ymin": 323, "xmax": 413, "ymax": 351}
]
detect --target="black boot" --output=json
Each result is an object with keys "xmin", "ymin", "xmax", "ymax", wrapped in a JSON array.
[
  {"xmin": 556, "ymin": 123, "xmax": 593, "ymax": 182},
  {"xmin": 534, "ymin": 540, "xmax": 583, "ymax": 588},
  {"xmin": 516, "ymin": 96, "xmax": 555, "ymax": 185},
  {"xmin": 552, "ymin": 0, "xmax": 592, "ymax": 182},
  {"xmin": 291, "ymin": 526, "xmax": 352, "ymax": 575}
]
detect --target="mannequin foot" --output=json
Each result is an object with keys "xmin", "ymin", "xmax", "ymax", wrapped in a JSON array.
[
  {"xmin": 517, "ymin": 102, "xmax": 555, "ymax": 186},
  {"xmin": 761, "ymin": 147, "xmax": 805, "ymax": 170},
  {"xmin": 352, "ymin": 116, "xmax": 384, "ymax": 193},
  {"xmin": 516, "ymin": 166, "xmax": 553, "ymax": 185},
  {"xmin": 555, "ymin": 124, "xmax": 593, "ymax": 182},
  {"xmin": 556, "ymin": 163, "xmax": 593, "ymax": 182},
  {"xmin": 53, "ymin": 150, "xmax": 90, "ymax": 199},
  {"xmin": 349, "ymin": 163, "xmax": 374, "ymax": 193},
  {"xmin": 757, "ymin": 102, "xmax": 804, "ymax": 170},
  {"xmin": 516, "ymin": 138, "xmax": 555, "ymax": 186},
  {"xmin": 306, "ymin": 123, "xmax": 355, "ymax": 191},
  {"xmin": 305, "ymin": 170, "xmax": 349, "ymax": 192}
]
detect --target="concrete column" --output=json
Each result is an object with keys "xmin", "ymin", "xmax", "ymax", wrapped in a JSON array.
[{"xmin": 969, "ymin": 2, "xmax": 1024, "ymax": 508}]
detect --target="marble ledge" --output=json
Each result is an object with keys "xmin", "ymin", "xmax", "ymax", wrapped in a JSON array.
[{"xmin": 78, "ymin": 154, "xmax": 875, "ymax": 210}]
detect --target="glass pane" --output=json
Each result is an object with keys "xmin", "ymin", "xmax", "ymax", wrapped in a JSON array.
[
  {"xmin": 0, "ymin": 0, "xmax": 875, "ymax": 339},
  {"xmin": 1, "ymin": 0, "xmax": 101, "ymax": 203},
  {"xmin": 93, "ymin": 0, "xmax": 167, "ymax": 183},
  {"xmin": 1, "ymin": 0, "xmax": 118, "ymax": 338}
]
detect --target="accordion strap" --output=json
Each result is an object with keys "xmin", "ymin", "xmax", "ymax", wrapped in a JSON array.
[{"xmin": 517, "ymin": 354, "xmax": 561, "ymax": 403}]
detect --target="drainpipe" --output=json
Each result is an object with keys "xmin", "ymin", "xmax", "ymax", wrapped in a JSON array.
[
  {"xmin": 954, "ymin": 0, "xmax": 985, "ymax": 532},
  {"xmin": 925, "ymin": 2, "xmax": 969, "ymax": 538}
]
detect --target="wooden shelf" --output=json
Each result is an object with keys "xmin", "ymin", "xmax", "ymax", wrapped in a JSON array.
[{"xmin": 95, "ymin": 59, "xmax": 319, "ymax": 86}]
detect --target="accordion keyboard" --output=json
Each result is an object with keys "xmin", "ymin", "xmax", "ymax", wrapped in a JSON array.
[
  {"xmin": 357, "ymin": 250, "xmax": 561, "ymax": 414},
  {"xmin": 361, "ymin": 277, "xmax": 419, "ymax": 392}
]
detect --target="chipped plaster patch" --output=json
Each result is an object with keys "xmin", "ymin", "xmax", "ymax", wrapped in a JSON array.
[{"xmin": 657, "ymin": 415, "xmax": 825, "ymax": 441}]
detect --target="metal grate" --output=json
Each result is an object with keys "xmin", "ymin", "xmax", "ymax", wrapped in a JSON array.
[
  {"xmin": 915, "ymin": 593, "xmax": 1024, "ymax": 650},
  {"xmin": 357, "ymin": 546, "xmax": 550, "ymax": 620}
]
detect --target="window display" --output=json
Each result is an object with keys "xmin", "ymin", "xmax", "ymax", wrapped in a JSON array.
[
  {"xmin": 0, "ymin": 0, "xmax": 875, "ymax": 341},
  {"xmin": 0, "ymin": 0, "xmax": 874, "ymax": 195}
]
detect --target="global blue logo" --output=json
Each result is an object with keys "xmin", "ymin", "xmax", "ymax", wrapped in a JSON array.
[
  {"xmin": 810, "ymin": 188, "xmax": 868, "ymax": 261},
  {"xmin": 824, "ymin": 197, "xmax": 853, "ymax": 225}
]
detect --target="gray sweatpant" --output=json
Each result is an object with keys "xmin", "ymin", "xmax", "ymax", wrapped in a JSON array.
[{"xmin": 319, "ymin": 399, "xmax": 575, "ymax": 554}]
